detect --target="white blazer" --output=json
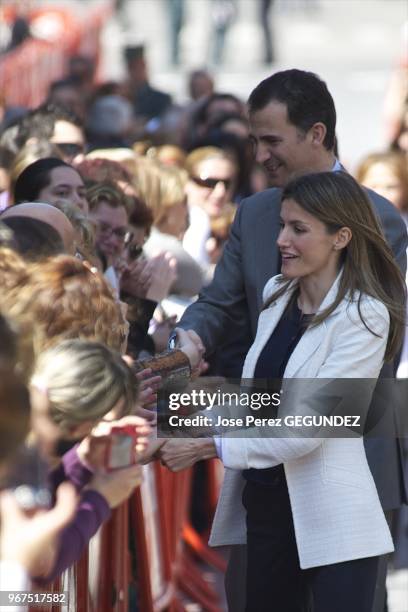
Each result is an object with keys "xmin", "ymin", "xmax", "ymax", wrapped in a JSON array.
[{"xmin": 209, "ymin": 274, "xmax": 394, "ymax": 569}]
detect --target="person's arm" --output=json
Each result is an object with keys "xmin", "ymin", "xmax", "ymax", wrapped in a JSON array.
[
  {"xmin": 0, "ymin": 483, "xmax": 77, "ymax": 588},
  {"xmin": 34, "ymin": 465, "xmax": 142, "ymax": 584},
  {"xmin": 161, "ymin": 298, "xmax": 390, "ymax": 472},
  {"xmin": 33, "ymin": 490, "xmax": 110, "ymax": 585},
  {"xmin": 48, "ymin": 445, "xmax": 94, "ymax": 495}
]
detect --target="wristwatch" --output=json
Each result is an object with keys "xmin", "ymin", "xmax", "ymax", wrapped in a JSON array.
[{"xmin": 168, "ymin": 330, "xmax": 178, "ymax": 350}]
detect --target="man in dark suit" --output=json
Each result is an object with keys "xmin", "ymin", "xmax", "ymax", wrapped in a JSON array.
[{"xmin": 167, "ymin": 69, "xmax": 408, "ymax": 611}]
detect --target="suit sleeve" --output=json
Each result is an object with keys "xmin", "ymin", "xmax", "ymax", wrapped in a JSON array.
[
  {"xmin": 220, "ymin": 300, "xmax": 390, "ymax": 469},
  {"xmin": 367, "ymin": 188, "xmax": 408, "ymax": 277},
  {"xmin": 178, "ymin": 199, "xmax": 248, "ymax": 354}
]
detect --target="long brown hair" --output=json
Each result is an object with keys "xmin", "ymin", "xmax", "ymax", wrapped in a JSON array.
[{"xmin": 264, "ymin": 172, "xmax": 406, "ymax": 361}]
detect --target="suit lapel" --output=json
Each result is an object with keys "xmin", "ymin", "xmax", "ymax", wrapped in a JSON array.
[
  {"xmin": 284, "ymin": 270, "xmax": 344, "ymax": 377},
  {"xmin": 283, "ymin": 322, "xmax": 327, "ymax": 377}
]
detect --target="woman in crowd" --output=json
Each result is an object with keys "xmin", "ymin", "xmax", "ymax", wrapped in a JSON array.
[
  {"xmin": 8, "ymin": 140, "xmax": 61, "ymax": 197},
  {"xmin": 144, "ymin": 164, "xmax": 204, "ymax": 296},
  {"xmin": 12, "ymin": 157, "xmax": 88, "ymax": 213},
  {"xmin": 0, "ymin": 314, "xmax": 78, "ymax": 598},
  {"xmin": 183, "ymin": 146, "xmax": 237, "ymax": 277},
  {"xmin": 162, "ymin": 172, "xmax": 406, "ymax": 612},
  {"xmin": 0, "ymin": 248, "xmax": 200, "ymax": 586},
  {"xmin": 29, "ymin": 339, "xmax": 150, "ymax": 583},
  {"xmin": 356, "ymin": 150, "xmax": 408, "ymax": 226}
]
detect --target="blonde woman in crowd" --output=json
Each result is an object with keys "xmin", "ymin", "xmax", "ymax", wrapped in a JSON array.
[
  {"xmin": 144, "ymin": 164, "xmax": 204, "ymax": 296},
  {"xmin": 356, "ymin": 151, "xmax": 408, "ymax": 227},
  {"xmin": 29, "ymin": 339, "xmax": 151, "ymax": 583}
]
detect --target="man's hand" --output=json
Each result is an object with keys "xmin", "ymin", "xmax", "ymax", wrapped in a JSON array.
[
  {"xmin": 175, "ymin": 329, "xmax": 208, "ymax": 377},
  {"xmin": 159, "ymin": 439, "xmax": 217, "ymax": 472},
  {"xmin": 151, "ymin": 316, "xmax": 177, "ymax": 353}
]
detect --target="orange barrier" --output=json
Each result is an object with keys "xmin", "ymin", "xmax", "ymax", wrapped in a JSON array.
[
  {"xmin": 0, "ymin": 2, "xmax": 113, "ymax": 108},
  {"xmin": 28, "ymin": 459, "xmax": 226, "ymax": 612}
]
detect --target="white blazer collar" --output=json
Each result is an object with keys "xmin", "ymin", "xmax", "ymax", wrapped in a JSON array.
[{"xmin": 243, "ymin": 269, "xmax": 345, "ymax": 379}]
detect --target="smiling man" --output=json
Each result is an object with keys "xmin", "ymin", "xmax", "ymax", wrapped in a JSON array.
[
  {"xmin": 178, "ymin": 69, "xmax": 406, "ymax": 373},
  {"xmin": 169, "ymin": 69, "xmax": 408, "ymax": 612}
]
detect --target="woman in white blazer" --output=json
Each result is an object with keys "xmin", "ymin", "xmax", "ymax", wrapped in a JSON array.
[{"xmin": 161, "ymin": 172, "xmax": 406, "ymax": 611}]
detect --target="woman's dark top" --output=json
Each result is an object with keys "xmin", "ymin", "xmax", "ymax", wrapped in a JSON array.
[{"xmin": 244, "ymin": 294, "xmax": 314, "ymax": 485}]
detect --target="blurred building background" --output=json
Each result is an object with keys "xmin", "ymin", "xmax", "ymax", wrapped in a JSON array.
[{"xmin": 99, "ymin": 0, "xmax": 407, "ymax": 169}]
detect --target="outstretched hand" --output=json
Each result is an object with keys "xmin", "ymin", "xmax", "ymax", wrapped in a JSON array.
[{"xmin": 159, "ymin": 439, "xmax": 217, "ymax": 472}]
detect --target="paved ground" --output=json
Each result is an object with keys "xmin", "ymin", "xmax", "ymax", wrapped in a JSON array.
[{"xmin": 387, "ymin": 569, "xmax": 408, "ymax": 612}]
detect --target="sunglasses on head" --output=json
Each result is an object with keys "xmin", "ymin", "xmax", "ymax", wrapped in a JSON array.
[
  {"xmin": 191, "ymin": 175, "xmax": 232, "ymax": 190},
  {"xmin": 56, "ymin": 143, "xmax": 85, "ymax": 157}
]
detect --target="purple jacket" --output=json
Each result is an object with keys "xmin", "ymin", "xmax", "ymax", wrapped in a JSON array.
[{"xmin": 34, "ymin": 446, "xmax": 111, "ymax": 585}]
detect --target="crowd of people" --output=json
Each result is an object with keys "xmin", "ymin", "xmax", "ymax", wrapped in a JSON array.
[{"xmin": 0, "ymin": 46, "xmax": 407, "ymax": 612}]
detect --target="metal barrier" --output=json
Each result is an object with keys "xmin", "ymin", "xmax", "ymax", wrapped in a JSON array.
[{"xmin": 30, "ymin": 460, "xmax": 226, "ymax": 612}]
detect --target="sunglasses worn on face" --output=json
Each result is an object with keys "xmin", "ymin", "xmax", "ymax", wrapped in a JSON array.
[
  {"xmin": 56, "ymin": 143, "xmax": 85, "ymax": 157},
  {"xmin": 191, "ymin": 175, "xmax": 232, "ymax": 190}
]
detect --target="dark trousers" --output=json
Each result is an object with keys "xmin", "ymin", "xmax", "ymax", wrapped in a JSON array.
[{"xmin": 242, "ymin": 476, "xmax": 381, "ymax": 612}]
